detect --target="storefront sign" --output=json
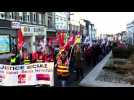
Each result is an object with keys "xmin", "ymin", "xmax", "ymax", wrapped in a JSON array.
[
  {"xmin": 0, "ymin": 62, "xmax": 54, "ymax": 86},
  {"xmin": 22, "ymin": 25, "xmax": 45, "ymax": 36},
  {"xmin": 11, "ymin": 21, "xmax": 21, "ymax": 29}
]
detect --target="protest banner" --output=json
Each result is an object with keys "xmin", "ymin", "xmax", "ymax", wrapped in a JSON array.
[{"xmin": 0, "ymin": 62, "xmax": 54, "ymax": 86}]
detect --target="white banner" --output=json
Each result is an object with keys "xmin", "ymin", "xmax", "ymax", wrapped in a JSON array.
[{"xmin": 0, "ymin": 62, "xmax": 54, "ymax": 86}]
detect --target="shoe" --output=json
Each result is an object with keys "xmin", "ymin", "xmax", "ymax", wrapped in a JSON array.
[{"xmin": 73, "ymin": 70, "xmax": 76, "ymax": 72}]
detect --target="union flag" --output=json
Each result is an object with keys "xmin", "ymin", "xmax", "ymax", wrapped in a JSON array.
[{"xmin": 17, "ymin": 29, "xmax": 24, "ymax": 50}]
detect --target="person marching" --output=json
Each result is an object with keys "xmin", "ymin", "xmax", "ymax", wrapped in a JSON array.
[
  {"xmin": 23, "ymin": 49, "xmax": 31, "ymax": 65},
  {"xmin": 10, "ymin": 55, "xmax": 17, "ymax": 65},
  {"xmin": 73, "ymin": 43, "xmax": 83, "ymax": 81},
  {"xmin": 10, "ymin": 51, "xmax": 21, "ymax": 65},
  {"xmin": 55, "ymin": 48, "xmax": 70, "ymax": 87},
  {"xmin": 36, "ymin": 52, "xmax": 44, "ymax": 63}
]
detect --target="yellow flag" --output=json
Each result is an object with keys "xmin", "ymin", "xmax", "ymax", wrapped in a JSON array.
[{"xmin": 75, "ymin": 35, "xmax": 81, "ymax": 44}]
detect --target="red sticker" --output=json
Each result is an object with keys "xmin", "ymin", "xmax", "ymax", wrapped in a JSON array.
[{"xmin": 18, "ymin": 74, "xmax": 26, "ymax": 83}]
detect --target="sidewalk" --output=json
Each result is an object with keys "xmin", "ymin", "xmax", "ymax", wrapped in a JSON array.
[{"xmin": 79, "ymin": 51, "xmax": 112, "ymax": 87}]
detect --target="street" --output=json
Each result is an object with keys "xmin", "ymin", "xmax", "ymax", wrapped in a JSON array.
[
  {"xmin": 54, "ymin": 58, "xmax": 96, "ymax": 87},
  {"xmin": 0, "ymin": 12, "xmax": 132, "ymax": 87}
]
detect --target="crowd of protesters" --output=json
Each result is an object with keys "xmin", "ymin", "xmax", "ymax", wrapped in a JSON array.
[
  {"xmin": 67, "ymin": 39, "xmax": 113, "ymax": 81},
  {"xmin": 9, "ymin": 39, "xmax": 54, "ymax": 65},
  {"xmin": 54, "ymin": 38, "xmax": 114, "ymax": 87},
  {"xmin": 6, "ymin": 31, "xmax": 115, "ymax": 87},
  {"xmin": 81, "ymin": 40, "xmax": 113, "ymax": 68}
]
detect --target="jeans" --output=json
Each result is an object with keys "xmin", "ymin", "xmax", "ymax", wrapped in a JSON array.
[
  {"xmin": 75, "ymin": 67, "xmax": 83, "ymax": 80},
  {"xmin": 57, "ymin": 75, "xmax": 68, "ymax": 87},
  {"xmin": 69, "ymin": 59, "xmax": 75, "ymax": 72}
]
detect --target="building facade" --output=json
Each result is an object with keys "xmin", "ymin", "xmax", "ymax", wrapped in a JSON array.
[
  {"xmin": 82, "ymin": 19, "xmax": 97, "ymax": 43},
  {"xmin": 20, "ymin": 12, "xmax": 46, "ymax": 53},
  {"xmin": 127, "ymin": 21, "xmax": 134, "ymax": 45},
  {"xmin": 46, "ymin": 12, "xmax": 56, "ymax": 46},
  {"xmin": 0, "ymin": 12, "xmax": 47, "ymax": 53},
  {"xmin": 55, "ymin": 12, "xmax": 69, "ymax": 32},
  {"xmin": 0, "ymin": 12, "xmax": 21, "ymax": 54},
  {"xmin": 69, "ymin": 12, "xmax": 81, "ymax": 35},
  {"xmin": 79, "ymin": 19, "xmax": 87, "ymax": 43},
  {"xmin": 90, "ymin": 24, "xmax": 96, "ymax": 41}
]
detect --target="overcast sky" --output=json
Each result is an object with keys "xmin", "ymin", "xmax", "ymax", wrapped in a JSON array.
[{"xmin": 78, "ymin": 12, "xmax": 134, "ymax": 35}]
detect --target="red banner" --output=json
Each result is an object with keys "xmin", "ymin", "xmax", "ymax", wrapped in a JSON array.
[{"xmin": 17, "ymin": 29, "xmax": 24, "ymax": 50}]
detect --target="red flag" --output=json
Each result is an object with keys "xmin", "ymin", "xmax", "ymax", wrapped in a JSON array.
[
  {"xmin": 59, "ymin": 32, "xmax": 65, "ymax": 48},
  {"xmin": 64, "ymin": 41, "xmax": 70, "ymax": 51},
  {"xmin": 56, "ymin": 32, "xmax": 61, "ymax": 44},
  {"xmin": 61, "ymin": 32, "xmax": 65, "ymax": 46},
  {"xmin": 68, "ymin": 33, "xmax": 75, "ymax": 45},
  {"xmin": 63, "ymin": 33, "xmax": 75, "ymax": 51},
  {"xmin": 48, "ymin": 38, "xmax": 52, "ymax": 46},
  {"xmin": 17, "ymin": 29, "xmax": 24, "ymax": 50}
]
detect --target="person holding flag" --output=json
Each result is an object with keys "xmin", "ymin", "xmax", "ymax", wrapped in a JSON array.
[
  {"xmin": 55, "ymin": 48, "xmax": 70, "ymax": 87},
  {"xmin": 10, "ymin": 29, "xmax": 24, "ymax": 65},
  {"xmin": 55, "ymin": 31, "xmax": 73, "ymax": 87}
]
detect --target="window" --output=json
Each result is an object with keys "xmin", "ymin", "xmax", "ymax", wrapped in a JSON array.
[
  {"xmin": 5, "ymin": 12, "xmax": 12, "ymax": 20},
  {"xmin": 14, "ymin": 12, "xmax": 20, "ymax": 21},
  {"xmin": 41, "ymin": 14, "xmax": 45, "ymax": 25},
  {"xmin": 56, "ymin": 25, "xmax": 58, "ymax": 29},
  {"xmin": 57, "ymin": 25, "xmax": 59, "ymax": 29},
  {"xmin": 11, "ymin": 12, "xmax": 15, "ymax": 19},
  {"xmin": 27, "ymin": 15, "xmax": 30, "ymax": 22},
  {"xmin": 23, "ymin": 12, "xmax": 27, "ymax": 22},
  {"xmin": 35, "ymin": 13, "xmax": 37, "ymax": 24},
  {"xmin": 57, "ymin": 17, "xmax": 59, "ymax": 21},
  {"xmin": 60, "ymin": 25, "xmax": 62, "ymax": 29},
  {"xmin": 0, "ymin": 12, "xmax": 5, "ymax": 19},
  {"xmin": 30, "ymin": 12, "xmax": 33, "ymax": 23},
  {"xmin": 60, "ymin": 17, "xmax": 62, "ymax": 21},
  {"xmin": 27, "ymin": 12, "xmax": 30, "ymax": 22},
  {"xmin": 28, "ymin": 27, "xmax": 30, "ymax": 32},
  {"xmin": 38, "ymin": 13, "xmax": 42, "ymax": 25},
  {"xmin": 47, "ymin": 12, "xmax": 52, "ymax": 16},
  {"xmin": 33, "ymin": 13, "xmax": 36, "ymax": 23},
  {"xmin": 48, "ymin": 16, "xmax": 52, "ymax": 28},
  {"xmin": 56, "ymin": 17, "xmax": 58, "ymax": 21}
]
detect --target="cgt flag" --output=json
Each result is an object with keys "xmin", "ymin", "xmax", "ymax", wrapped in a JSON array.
[
  {"xmin": 59, "ymin": 32, "xmax": 65, "ymax": 48},
  {"xmin": 17, "ymin": 29, "xmax": 24, "ymax": 50}
]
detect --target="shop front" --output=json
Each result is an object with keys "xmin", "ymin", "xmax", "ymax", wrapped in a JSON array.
[
  {"xmin": 21, "ymin": 24, "xmax": 46, "ymax": 53},
  {"xmin": 0, "ymin": 19, "xmax": 19, "ymax": 54},
  {"xmin": 47, "ymin": 30, "xmax": 57, "ymax": 47},
  {"xmin": 0, "ymin": 19, "xmax": 20, "ymax": 64}
]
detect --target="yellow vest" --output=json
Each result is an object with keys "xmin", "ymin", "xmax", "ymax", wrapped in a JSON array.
[
  {"xmin": 75, "ymin": 36, "xmax": 81, "ymax": 44},
  {"xmin": 10, "ymin": 58, "xmax": 16, "ymax": 63},
  {"xmin": 57, "ymin": 65, "xmax": 70, "ymax": 77},
  {"xmin": 36, "ymin": 59, "xmax": 43, "ymax": 63},
  {"xmin": 24, "ymin": 59, "xmax": 30, "ymax": 64}
]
